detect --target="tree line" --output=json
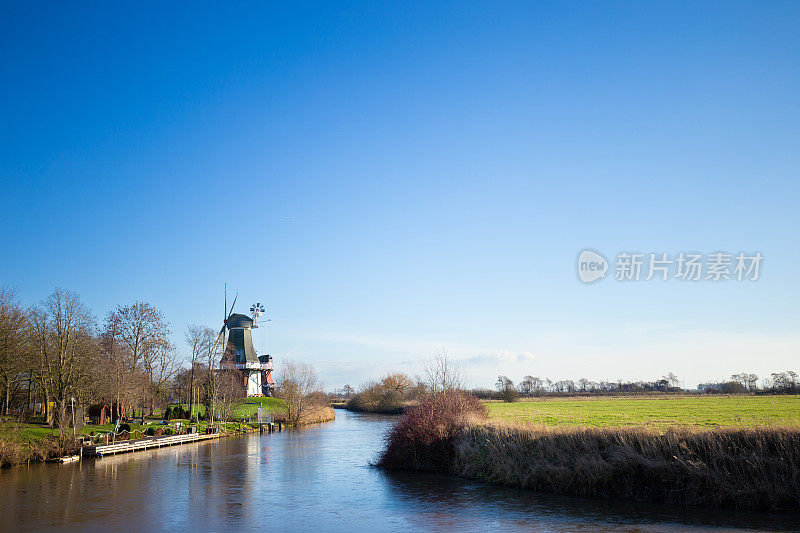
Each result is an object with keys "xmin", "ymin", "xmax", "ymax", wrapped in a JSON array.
[
  {"xmin": 0, "ymin": 285, "xmax": 246, "ymax": 431},
  {"xmin": 486, "ymin": 370, "xmax": 800, "ymax": 401}
]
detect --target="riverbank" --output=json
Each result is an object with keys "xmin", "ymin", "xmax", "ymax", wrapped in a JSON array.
[
  {"xmin": 342, "ymin": 401, "xmax": 409, "ymax": 415},
  {"xmin": 0, "ymin": 396, "xmax": 323, "ymax": 468},
  {"xmin": 456, "ymin": 423, "xmax": 800, "ymax": 511},
  {"xmin": 0, "ymin": 420, "xmax": 264, "ymax": 468},
  {"xmin": 377, "ymin": 392, "xmax": 800, "ymax": 512}
]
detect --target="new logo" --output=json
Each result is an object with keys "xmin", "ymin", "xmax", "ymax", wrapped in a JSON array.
[{"xmin": 577, "ymin": 249, "xmax": 608, "ymax": 283}]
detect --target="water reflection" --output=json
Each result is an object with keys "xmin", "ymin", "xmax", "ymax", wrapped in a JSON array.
[{"xmin": 0, "ymin": 411, "xmax": 797, "ymax": 532}]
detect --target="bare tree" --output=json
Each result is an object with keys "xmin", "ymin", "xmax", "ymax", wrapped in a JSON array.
[
  {"xmin": 99, "ymin": 311, "xmax": 135, "ymax": 424},
  {"xmin": 29, "ymin": 288, "xmax": 96, "ymax": 431},
  {"xmin": 276, "ymin": 360, "xmax": 325, "ymax": 426},
  {"xmin": 149, "ymin": 341, "xmax": 179, "ymax": 412},
  {"xmin": 420, "ymin": 349, "xmax": 464, "ymax": 393},
  {"xmin": 204, "ymin": 326, "xmax": 223, "ymax": 426},
  {"xmin": 518, "ymin": 375, "xmax": 535, "ymax": 396},
  {"xmin": 495, "ymin": 375, "xmax": 518, "ymax": 402},
  {"xmin": 0, "ymin": 286, "xmax": 27, "ymax": 417},
  {"xmin": 185, "ymin": 324, "xmax": 215, "ymax": 421},
  {"xmin": 662, "ymin": 372, "xmax": 680, "ymax": 389},
  {"xmin": 216, "ymin": 360, "xmax": 243, "ymax": 422},
  {"xmin": 381, "ymin": 372, "xmax": 415, "ymax": 393},
  {"xmin": 110, "ymin": 302, "xmax": 170, "ymax": 417}
]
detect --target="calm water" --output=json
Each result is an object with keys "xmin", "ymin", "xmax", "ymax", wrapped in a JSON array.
[{"xmin": 1, "ymin": 410, "xmax": 797, "ymax": 532}]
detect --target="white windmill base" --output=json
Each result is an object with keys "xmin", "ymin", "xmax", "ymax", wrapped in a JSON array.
[{"xmin": 235, "ymin": 363, "xmax": 270, "ymax": 397}]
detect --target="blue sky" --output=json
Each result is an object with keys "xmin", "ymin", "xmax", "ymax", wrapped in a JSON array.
[{"xmin": 2, "ymin": 2, "xmax": 798, "ymax": 389}]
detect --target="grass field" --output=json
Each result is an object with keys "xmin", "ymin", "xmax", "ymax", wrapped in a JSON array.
[
  {"xmin": 170, "ymin": 397, "xmax": 287, "ymax": 419},
  {"xmin": 486, "ymin": 395, "xmax": 800, "ymax": 428},
  {"xmin": 231, "ymin": 397, "xmax": 286, "ymax": 419}
]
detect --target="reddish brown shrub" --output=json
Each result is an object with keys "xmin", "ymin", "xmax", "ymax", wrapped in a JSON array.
[{"xmin": 377, "ymin": 390, "xmax": 486, "ymax": 472}]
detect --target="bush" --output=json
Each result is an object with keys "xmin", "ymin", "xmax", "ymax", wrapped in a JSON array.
[
  {"xmin": 377, "ymin": 390, "xmax": 487, "ymax": 473},
  {"xmin": 500, "ymin": 387, "xmax": 519, "ymax": 403},
  {"xmin": 347, "ymin": 373, "xmax": 420, "ymax": 414},
  {"xmin": 118, "ymin": 423, "xmax": 131, "ymax": 433},
  {"xmin": 163, "ymin": 407, "xmax": 172, "ymax": 420}
]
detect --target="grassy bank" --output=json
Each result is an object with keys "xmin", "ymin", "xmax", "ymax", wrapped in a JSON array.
[
  {"xmin": 231, "ymin": 397, "xmax": 287, "ymax": 419},
  {"xmin": 0, "ymin": 427, "xmax": 79, "ymax": 467},
  {"xmin": 0, "ymin": 396, "xmax": 331, "ymax": 468},
  {"xmin": 170, "ymin": 397, "xmax": 334, "ymax": 424},
  {"xmin": 456, "ymin": 424, "xmax": 800, "ymax": 511},
  {"xmin": 378, "ymin": 393, "xmax": 800, "ymax": 511},
  {"xmin": 487, "ymin": 395, "xmax": 800, "ymax": 428},
  {"xmin": 231, "ymin": 397, "xmax": 335, "ymax": 424}
]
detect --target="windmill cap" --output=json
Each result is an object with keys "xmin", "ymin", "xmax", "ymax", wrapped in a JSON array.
[{"xmin": 226, "ymin": 313, "xmax": 253, "ymax": 329}]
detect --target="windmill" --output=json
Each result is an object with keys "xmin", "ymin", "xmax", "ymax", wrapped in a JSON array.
[
  {"xmin": 250, "ymin": 302, "xmax": 266, "ymax": 327},
  {"xmin": 212, "ymin": 287, "xmax": 274, "ymax": 397}
]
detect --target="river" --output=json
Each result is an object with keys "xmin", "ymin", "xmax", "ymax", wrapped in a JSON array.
[{"xmin": 0, "ymin": 410, "xmax": 797, "ymax": 532}]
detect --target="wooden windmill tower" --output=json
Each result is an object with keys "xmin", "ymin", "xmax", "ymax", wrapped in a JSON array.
[{"xmin": 217, "ymin": 290, "xmax": 274, "ymax": 397}]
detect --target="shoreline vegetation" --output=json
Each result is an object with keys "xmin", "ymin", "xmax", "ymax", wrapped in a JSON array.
[
  {"xmin": 1, "ymin": 397, "xmax": 335, "ymax": 468},
  {"xmin": 377, "ymin": 391, "xmax": 800, "ymax": 512}
]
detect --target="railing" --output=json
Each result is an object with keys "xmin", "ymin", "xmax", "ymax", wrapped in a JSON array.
[{"xmin": 83, "ymin": 432, "xmax": 220, "ymax": 456}]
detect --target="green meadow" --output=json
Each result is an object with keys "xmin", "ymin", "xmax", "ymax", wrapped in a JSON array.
[
  {"xmin": 487, "ymin": 395, "xmax": 800, "ymax": 428},
  {"xmin": 231, "ymin": 397, "xmax": 287, "ymax": 419}
]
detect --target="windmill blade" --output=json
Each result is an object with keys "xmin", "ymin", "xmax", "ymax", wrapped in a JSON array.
[
  {"xmin": 209, "ymin": 325, "xmax": 225, "ymax": 354},
  {"xmin": 227, "ymin": 291, "xmax": 238, "ymax": 318}
]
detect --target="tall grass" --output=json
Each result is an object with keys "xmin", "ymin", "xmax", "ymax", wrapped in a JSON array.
[
  {"xmin": 377, "ymin": 390, "xmax": 800, "ymax": 511},
  {"xmin": 297, "ymin": 406, "xmax": 336, "ymax": 425},
  {"xmin": 1, "ymin": 434, "xmax": 79, "ymax": 468},
  {"xmin": 456, "ymin": 423, "xmax": 800, "ymax": 511}
]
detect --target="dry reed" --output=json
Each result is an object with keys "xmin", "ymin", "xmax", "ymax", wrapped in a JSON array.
[{"xmin": 454, "ymin": 423, "xmax": 800, "ymax": 511}]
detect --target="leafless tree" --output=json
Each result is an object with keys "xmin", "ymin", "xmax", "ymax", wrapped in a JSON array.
[
  {"xmin": 381, "ymin": 372, "xmax": 415, "ymax": 393},
  {"xmin": 29, "ymin": 288, "xmax": 96, "ymax": 431},
  {"xmin": 204, "ymin": 326, "xmax": 225, "ymax": 425},
  {"xmin": 420, "ymin": 349, "xmax": 464, "ymax": 393},
  {"xmin": 663, "ymin": 372, "xmax": 680, "ymax": 389},
  {"xmin": 99, "ymin": 311, "xmax": 135, "ymax": 423},
  {"xmin": 185, "ymin": 324, "xmax": 215, "ymax": 421},
  {"xmin": 276, "ymin": 360, "xmax": 325, "ymax": 426},
  {"xmin": 0, "ymin": 286, "xmax": 28, "ymax": 417},
  {"xmin": 109, "ymin": 302, "xmax": 171, "ymax": 417},
  {"xmin": 216, "ymin": 360, "xmax": 243, "ymax": 422},
  {"xmin": 149, "ymin": 341, "xmax": 179, "ymax": 411},
  {"xmin": 495, "ymin": 375, "xmax": 518, "ymax": 402}
]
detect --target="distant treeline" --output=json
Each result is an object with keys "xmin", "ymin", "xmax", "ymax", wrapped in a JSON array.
[{"xmin": 477, "ymin": 371, "xmax": 800, "ymax": 401}]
